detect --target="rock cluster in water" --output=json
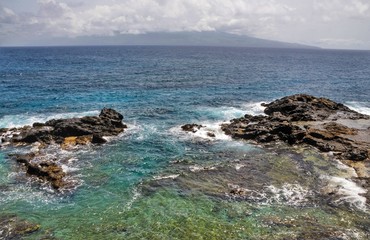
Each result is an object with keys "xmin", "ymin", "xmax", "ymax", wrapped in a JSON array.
[
  {"xmin": 221, "ymin": 94, "xmax": 370, "ymax": 163},
  {"xmin": 0, "ymin": 108, "xmax": 127, "ymax": 190},
  {"xmin": 220, "ymin": 94, "xmax": 370, "ymax": 201}
]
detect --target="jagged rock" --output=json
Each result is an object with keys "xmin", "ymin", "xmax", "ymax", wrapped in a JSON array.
[
  {"xmin": 1, "ymin": 108, "xmax": 126, "ymax": 146},
  {"xmin": 222, "ymin": 94, "xmax": 370, "ymax": 162},
  {"xmin": 61, "ymin": 135, "xmax": 93, "ymax": 149},
  {"xmin": 181, "ymin": 124, "xmax": 204, "ymax": 133},
  {"xmin": 207, "ymin": 132, "xmax": 216, "ymax": 138},
  {"xmin": 1, "ymin": 108, "xmax": 126, "ymax": 190},
  {"xmin": 263, "ymin": 94, "xmax": 368, "ymax": 121},
  {"xmin": 13, "ymin": 153, "xmax": 66, "ymax": 189}
]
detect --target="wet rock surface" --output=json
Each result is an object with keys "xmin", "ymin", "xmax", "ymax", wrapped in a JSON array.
[
  {"xmin": 222, "ymin": 94, "xmax": 370, "ymax": 162},
  {"xmin": 0, "ymin": 108, "xmax": 127, "ymax": 190},
  {"xmin": 181, "ymin": 123, "xmax": 204, "ymax": 133}
]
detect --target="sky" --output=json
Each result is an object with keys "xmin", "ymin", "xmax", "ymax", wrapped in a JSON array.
[{"xmin": 0, "ymin": 0, "xmax": 370, "ymax": 49}]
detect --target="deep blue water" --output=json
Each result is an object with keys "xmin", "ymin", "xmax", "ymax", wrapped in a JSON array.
[{"xmin": 0, "ymin": 46, "xmax": 370, "ymax": 239}]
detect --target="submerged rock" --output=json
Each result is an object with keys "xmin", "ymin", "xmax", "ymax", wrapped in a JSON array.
[
  {"xmin": 0, "ymin": 214, "xmax": 40, "ymax": 239},
  {"xmin": 1, "ymin": 108, "xmax": 127, "ymax": 190}
]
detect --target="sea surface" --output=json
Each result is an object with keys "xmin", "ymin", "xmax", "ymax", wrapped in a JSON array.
[{"xmin": 0, "ymin": 46, "xmax": 370, "ymax": 239}]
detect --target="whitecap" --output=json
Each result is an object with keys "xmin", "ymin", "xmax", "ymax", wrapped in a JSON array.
[
  {"xmin": 196, "ymin": 102, "xmax": 266, "ymax": 121},
  {"xmin": 0, "ymin": 110, "xmax": 100, "ymax": 128},
  {"xmin": 169, "ymin": 121, "xmax": 231, "ymax": 142},
  {"xmin": 153, "ymin": 174, "xmax": 180, "ymax": 180},
  {"xmin": 321, "ymin": 175, "xmax": 367, "ymax": 210},
  {"xmin": 345, "ymin": 101, "xmax": 370, "ymax": 116},
  {"xmin": 189, "ymin": 165, "xmax": 217, "ymax": 172}
]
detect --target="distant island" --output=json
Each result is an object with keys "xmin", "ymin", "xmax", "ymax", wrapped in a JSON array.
[{"xmin": 12, "ymin": 31, "xmax": 319, "ymax": 49}]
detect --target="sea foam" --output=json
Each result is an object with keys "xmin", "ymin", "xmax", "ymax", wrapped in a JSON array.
[
  {"xmin": 345, "ymin": 101, "xmax": 370, "ymax": 116},
  {"xmin": 0, "ymin": 110, "xmax": 100, "ymax": 128},
  {"xmin": 321, "ymin": 175, "xmax": 367, "ymax": 210}
]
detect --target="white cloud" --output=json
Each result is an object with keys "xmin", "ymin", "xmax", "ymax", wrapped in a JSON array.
[
  {"xmin": 314, "ymin": 0, "xmax": 370, "ymax": 20},
  {"xmin": 0, "ymin": 6, "xmax": 18, "ymax": 24},
  {"xmin": 1, "ymin": 0, "xmax": 294, "ymax": 37},
  {"xmin": 0, "ymin": 0, "xmax": 370, "ymax": 49}
]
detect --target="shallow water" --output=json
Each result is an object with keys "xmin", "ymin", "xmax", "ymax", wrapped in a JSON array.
[{"xmin": 0, "ymin": 46, "xmax": 370, "ymax": 239}]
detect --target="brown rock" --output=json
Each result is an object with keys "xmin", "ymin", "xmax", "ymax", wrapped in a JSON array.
[{"xmin": 13, "ymin": 153, "xmax": 66, "ymax": 190}]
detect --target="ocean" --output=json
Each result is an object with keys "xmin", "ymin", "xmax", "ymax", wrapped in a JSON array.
[{"xmin": 0, "ymin": 46, "xmax": 370, "ymax": 239}]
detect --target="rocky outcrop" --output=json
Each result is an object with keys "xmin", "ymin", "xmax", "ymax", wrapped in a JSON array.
[
  {"xmin": 0, "ymin": 108, "xmax": 127, "ymax": 190},
  {"xmin": 4, "ymin": 108, "xmax": 127, "ymax": 146},
  {"xmin": 181, "ymin": 124, "xmax": 204, "ymax": 133},
  {"xmin": 262, "ymin": 94, "xmax": 368, "ymax": 121},
  {"xmin": 13, "ymin": 153, "xmax": 66, "ymax": 189},
  {"xmin": 222, "ymin": 94, "xmax": 370, "ymax": 163}
]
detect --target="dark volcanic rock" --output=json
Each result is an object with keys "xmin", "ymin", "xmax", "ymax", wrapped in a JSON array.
[
  {"xmin": 3, "ymin": 108, "xmax": 127, "ymax": 146},
  {"xmin": 181, "ymin": 124, "xmax": 204, "ymax": 133},
  {"xmin": 222, "ymin": 94, "xmax": 370, "ymax": 163},
  {"xmin": 263, "ymin": 94, "xmax": 369, "ymax": 121},
  {"xmin": 1, "ymin": 108, "xmax": 127, "ymax": 190},
  {"xmin": 13, "ymin": 153, "xmax": 66, "ymax": 189}
]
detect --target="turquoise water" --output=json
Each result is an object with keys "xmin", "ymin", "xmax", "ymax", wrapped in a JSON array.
[{"xmin": 0, "ymin": 46, "xmax": 370, "ymax": 239}]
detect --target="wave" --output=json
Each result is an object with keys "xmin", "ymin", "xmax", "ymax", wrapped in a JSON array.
[
  {"xmin": 345, "ymin": 101, "xmax": 370, "ymax": 115},
  {"xmin": 321, "ymin": 175, "xmax": 367, "ymax": 211},
  {"xmin": 0, "ymin": 110, "xmax": 100, "ymax": 128},
  {"xmin": 196, "ymin": 102, "xmax": 266, "ymax": 121},
  {"xmin": 169, "ymin": 121, "xmax": 231, "ymax": 142}
]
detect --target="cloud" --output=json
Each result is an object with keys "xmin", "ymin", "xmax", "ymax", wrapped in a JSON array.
[
  {"xmin": 0, "ymin": 6, "xmax": 18, "ymax": 24},
  {"xmin": 1, "ymin": 0, "xmax": 295, "ymax": 38},
  {"xmin": 314, "ymin": 0, "xmax": 370, "ymax": 21},
  {"xmin": 0, "ymin": 0, "xmax": 369, "ymax": 49}
]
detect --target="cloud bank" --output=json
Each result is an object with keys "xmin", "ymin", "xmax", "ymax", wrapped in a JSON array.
[{"xmin": 1, "ymin": 0, "xmax": 369, "ymax": 49}]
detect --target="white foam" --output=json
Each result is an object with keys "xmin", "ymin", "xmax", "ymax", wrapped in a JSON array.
[
  {"xmin": 189, "ymin": 165, "xmax": 217, "ymax": 172},
  {"xmin": 321, "ymin": 175, "xmax": 367, "ymax": 210},
  {"xmin": 169, "ymin": 121, "xmax": 231, "ymax": 142},
  {"xmin": 123, "ymin": 122, "xmax": 159, "ymax": 141},
  {"xmin": 192, "ymin": 121, "xmax": 231, "ymax": 141},
  {"xmin": 0, "ymin": 110, "xmax": 100, "ymax": 128},
  {"xmin": 345, "ymin": 101, "xmax": 370, "ymax": 116},
  {"xmin": 334, "ymin": 160, "xmax": 358, "ymax": 178},
  {"xmin": 61, "ymin": 164, "xmax": 80, "ymax": 173},
  {"xmin": 245, "ymin": 183, "xmax": 313, "ymax": 206},
  {"xmin": 235, "ymin": 164, "xmax": 245, "ymax": 170},
  {"xmin": 197, "ymin": 102, "xmax": 266, "ymax": 121},
  {"xmin": 241, "ymin": 102, "xmax": 267, "ymax": 116},
  {"xmin": 153, "ymin": 174, "xmax": 180, "ymax": 180}
]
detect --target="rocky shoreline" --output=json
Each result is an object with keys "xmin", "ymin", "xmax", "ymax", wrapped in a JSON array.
[
  {"xmin": 182, "ymin": 94, "xmax": 370, "ymax": 203},
  {"xmin": 0, "ymin": 108, "xmax": 127, "ymax": 190},
  {"xmin": 220, "ymin": 94, "xmax": 369, "ymax": 164}
]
